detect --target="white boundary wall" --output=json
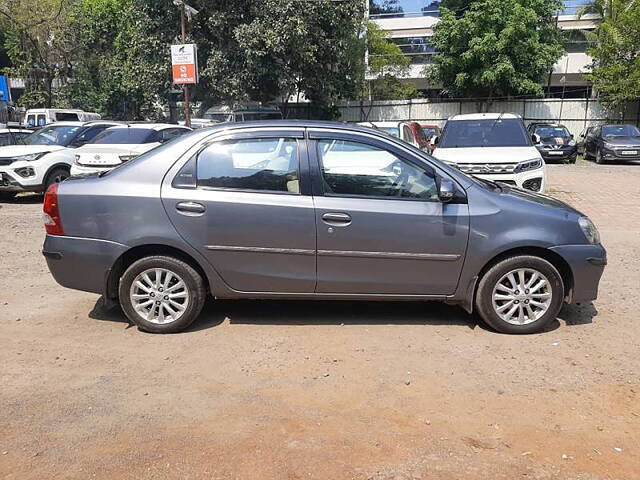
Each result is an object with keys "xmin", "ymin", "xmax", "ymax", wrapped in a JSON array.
[{"xmin": 288, "ymin": 98, "xmax": 640, "ymax": 137}]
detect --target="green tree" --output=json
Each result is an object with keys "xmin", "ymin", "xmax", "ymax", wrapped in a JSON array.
[
  {"xmin": 363, "ymin": 21, "xmax": 417, "ymax": 101},
  {"xmin": 585, "ymin": 0, "xmax": 640, "ymax": 109},
  {"xmin": 429, "ymin": 0, "xmax": 565, "ymax": 103},
  {"xmin": 0, "ymin": 0, "xmax": 80, "ymax": 107}
]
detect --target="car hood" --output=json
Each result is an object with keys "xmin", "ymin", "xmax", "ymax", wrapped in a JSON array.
[
  {"xmin": 538, "ymin": 137, "xmax": 573, "ymax": 147},
  {"xmin": 500, "ymin": 184, "xmax": 583, "ymax": 216},
  {"xmin": 602, "ymin": 136, "xmax": 640, "ymax": 147},
  {"xmin": 433, "ymin": 146, "xmax": 540, "ymax": 164},
  {"xmin": 0, "ymin": 144, "xmax": 66, "ymax": 157}
]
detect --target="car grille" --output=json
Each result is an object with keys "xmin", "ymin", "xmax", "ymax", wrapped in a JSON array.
[
  {"xmin": 0, "ymin": 157, "xmax": 15, "ymax": 166},
  {"xmin": 456, "ymin": 163, "xmax": 517, "ymax": 174}
]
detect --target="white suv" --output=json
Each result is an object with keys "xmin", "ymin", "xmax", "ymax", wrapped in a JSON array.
[
  {"xmin": 0, "ymin": 121, "xmax": 119, "ymax": 199},
  {"xmin": 432, "ymin": 113, "xmax": 546, "ymax": 192}
]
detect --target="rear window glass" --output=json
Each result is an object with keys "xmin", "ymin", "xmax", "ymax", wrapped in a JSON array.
[{"xmin": 92, "ymin": 128, "xmax": 160, "ymax": 144}]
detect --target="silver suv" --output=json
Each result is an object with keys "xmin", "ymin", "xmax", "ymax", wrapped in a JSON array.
[{"xmin": 42, "ymin": 121, "xmax": 606, "ymax": 334}]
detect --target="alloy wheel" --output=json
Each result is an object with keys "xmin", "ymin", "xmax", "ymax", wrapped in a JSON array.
[
  {"xmin": 129, "ymin": 268, "xmax": 190, "ymax": 324},
  {"xmin": 491, "ymin": 268, "xmax": 552, "ymax": 325}
]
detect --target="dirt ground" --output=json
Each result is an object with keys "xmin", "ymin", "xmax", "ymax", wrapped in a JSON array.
[{"xmin": 1, "ymin": 161, "xmax": 639, "ymax": 480}]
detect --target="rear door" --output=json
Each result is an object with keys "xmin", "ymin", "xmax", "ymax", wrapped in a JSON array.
[
  {"xmin": 309, "ymin": 129, "xmax": 469, "ymax": 295},
  {"xmin": 162, "ymin": 127, "xmax": 316, "ymax": 293}
]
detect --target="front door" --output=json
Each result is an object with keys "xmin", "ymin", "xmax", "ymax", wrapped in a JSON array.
[
  {"xmin": 309, "ymin": 132, "xmax": 469, "ymax": 295},
  {"xmin": 162, "ymin": 128, "xmax": 316, "ymax": 293}
]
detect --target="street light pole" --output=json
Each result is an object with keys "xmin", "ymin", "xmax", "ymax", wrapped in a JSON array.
[{"xmin": 180, "ymin": 5, "xmax": 191, "ymax": 128}]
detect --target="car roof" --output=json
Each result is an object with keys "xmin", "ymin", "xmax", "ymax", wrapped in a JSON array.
[
  {"xmin": 449, "ymin": 113, "xmax": 522, "ymax": 121},
  {"xmin": 43, "ymin": 121, "xmax": 120, "ymax": 127},
  {"xmin": 370, "ymin": 121, "xmax": 404, "ymax": 127},
  {"xmin": 0, "ymin": 128, "xmax": 32, "ymax": 133},
  {"xmin": 104, "ymin": 123, "xmax": 188, "ymax": 131}
]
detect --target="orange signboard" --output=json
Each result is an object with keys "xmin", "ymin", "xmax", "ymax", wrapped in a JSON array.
[{"xmin": 171, "ymin": 44, "xmax": 198, "ymax": 85}]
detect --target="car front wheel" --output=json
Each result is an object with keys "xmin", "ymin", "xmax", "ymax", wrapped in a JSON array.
[
  {"xmin": 45, "ymin": 167, "xmax": 70, "ymax": 190},
  {"xmin": 119, "ymin": 256, "xmax": 207, "ymax": 333},
  {"xmin": 475, "ymin": 256, "xmax": 564, "ymax": 334},
  {"xmin": 595, "ymin": 148, "xmax": 605, "ymax": 164}
]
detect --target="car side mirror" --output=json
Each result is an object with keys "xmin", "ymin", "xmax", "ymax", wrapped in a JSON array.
[
  {"xmin": 438, "ymin": 177, "xmax": 455, "ymax": 202},
  {"xmin": 532, "ymin": 134, "xmax": 540, "ymax": 144},
  {"xmin": 570, "ymin": 134, "xmax": 574, "ymax": 139}
]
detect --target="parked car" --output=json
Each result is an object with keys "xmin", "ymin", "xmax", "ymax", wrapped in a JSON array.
[
  {"xmin": 43, "ymin": 121, "xmax": 606, "ymax": 335},
  {"xmin": 70, "ymin": 124, "xmax": 191, "ymax": 175},
  {"xmin": 0, "ymin": 121, "xmax": 120, "ymax": 199},
  {"xmin": 528, "ymin": 123, "xmax": 577, "ymax": 164},
  {"xmin": 576, "ymin": 126, "xmax": 594, "ymax": 155},
  {"xmin": 187, "ymin": 104, "xmax": 283, "ymax": 128},
  {"xmin": 23, "ymin": 109, "xmax": 101, "ymax": 128},
  {"xmin": 582, "ymin": 124, "xmax": 640, "ymax": 163},
  {"xmin": 419, "ymin": 124, "xmax": 441, "ymax": 153},
  {"xmin": 0, "ymin": 127, "xmax": 33, "ymax": 146},
  {"xmin": 370, "ymin": 121, "xmax": 430, "ymax": 151},
  {"xmin": 431, "ymin": 113, "xmax": 546, "ymax": 192}
]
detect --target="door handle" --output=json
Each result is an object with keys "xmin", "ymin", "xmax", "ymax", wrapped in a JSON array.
[
  {"xmin": 176, "ymin": 201, "xmax": 206, "ymax": 215},
  {"xmin": 322, "ymin": 212, "xmax": 351, "ymax": 225}
]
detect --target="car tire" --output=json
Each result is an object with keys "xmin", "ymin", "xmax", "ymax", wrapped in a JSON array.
[
  {"xmin": 595, "ymin": 148, "xmax": 605, "ymax": 164},
  {"xmin": 0, "ymin": 192, "xmax": 17, "ymax": 201},
  {"xmin": 475, "ymin": 255, "xmax": 564, "ymax": 334},
  {"xmin": 118, "ymin": 255, "xmax": 207, "ymax": 333},
  {"xmin": 45, "ymin": 167, "xmax": 70, "ymax": 190}
]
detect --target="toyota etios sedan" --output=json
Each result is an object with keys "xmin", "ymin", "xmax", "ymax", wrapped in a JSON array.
[{"xmin": 42, "ymin": 121, "xmax": 606, "ymax": 334}]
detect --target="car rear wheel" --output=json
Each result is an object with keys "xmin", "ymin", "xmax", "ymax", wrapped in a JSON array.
[
  {"xmin": 45, "ymin": 167, "xmax": 70, "ymax": 190},
  {"xmin": 475, "ymin": 256, "xmax": 564, "ymax": 334},
  {"xmin": 119, "ymin": 256, "xmax": 206, "ymax": 333}
]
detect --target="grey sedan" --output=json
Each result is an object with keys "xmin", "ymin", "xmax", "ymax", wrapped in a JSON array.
[{"xmin": 42, "ymin": 121, "xmax": 606, "ymax": 334}]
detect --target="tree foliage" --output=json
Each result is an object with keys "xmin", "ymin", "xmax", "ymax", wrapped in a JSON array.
[
  {"xmin": 0, "ymin": 0, "xmax": 80, "ymax": 107},
  {"xmin": 429, "ymin": 0, "xmax": 565, "ymax": 100},
  {"xmin": 584, "ymin": 0, "xmax": 640, "ymax": 109},
  {"xmin": 364, "ymin": 21, "xmax": 417, "ymax": 100},
  {"xmin": 2, "ymin": 0, "xmax": 368, "ymax": 119}
]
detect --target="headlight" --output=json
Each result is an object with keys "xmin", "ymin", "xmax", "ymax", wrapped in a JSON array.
[
  {"xmin": 15, "ymin": 152, "xmax": 48, "ymax": 162},
  {"xmin": 579, "ymin": 216, "xmax": 600, "ymax": 245},
  {"xmin": 568, "ymin": 139, "xmax": 576, "ymax": 146},
  {"xmin": 514, "ymin": 158, "xmax": 543, "ymax": 173}
]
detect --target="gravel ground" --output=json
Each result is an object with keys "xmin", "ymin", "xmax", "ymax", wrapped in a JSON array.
[{"xmin": 1, "ymin": 161, "xmax": 639, "ymax": 479}]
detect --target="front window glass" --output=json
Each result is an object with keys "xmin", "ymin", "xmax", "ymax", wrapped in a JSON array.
[
  {"xmin": 91, "ymin": 128, "xmax": 160, "ymax": 144},
  {"xmin": 197, "ymin": 137, "xmax": 300, "ymax": 193},
  {"xmin": 22, "ymin": 125, "xmax": 83, "ymax": 146},
  {"xmin": 602, "ymin": 125, "xmax": 640, "ymax": 137},
  {"xmin": 379, "ymin": 126, "xmax": 400, "ymax": 137},
  {"xmin": 439, "ymin": 118, "xmax": 530, "ymax": 148},
  {"xmin": 535, "ymin": 126, "xmax": 571, "ymax": 140},
  {"xmin": 317, "ymin": 139, "xmax": 438, "ymax": 200}
]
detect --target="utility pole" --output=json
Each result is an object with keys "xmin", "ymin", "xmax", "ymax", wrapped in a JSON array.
[{"xmin": 180, "ymin": 5, "xmax": 191, "ymax": 128}]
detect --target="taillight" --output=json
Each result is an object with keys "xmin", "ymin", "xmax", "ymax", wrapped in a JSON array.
[{"xmin": 43, "ymin": 182, "xmax": 64, "ymax": 235}]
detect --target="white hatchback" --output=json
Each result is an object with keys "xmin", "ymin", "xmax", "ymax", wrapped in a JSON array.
[
  {"xmin": 71, "ymin": 124, "xmax": 191, "ymax": 175},
  {"xmin": 432, "ymin": 113, "xmax": 546, "ymax": 192}
]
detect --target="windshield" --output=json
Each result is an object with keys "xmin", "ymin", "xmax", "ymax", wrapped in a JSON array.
[
  {"xmin": 439, "ymin": 118, "xmax": 530, "ymax": 148},
  {"xmin": 602, "ymin": 125, "xmax": 640, "ymax": 137},
  {"xmin": 379, "ymin": 126, "xmax": 400, "ymax": 137},
  {"xmin": 535, "ymin": 126, "xmax": 571, "ymax": 140},
  {"xmin": 22, "ymin": 125, "xmax": 83, "ymax": 146},
  {"xmin": 91, "ymin": 128, "xmax": 159, "ymax": 144},
  {"xmin": 203, "ymin": 113, "xmax": 231, "ymax": 122}
]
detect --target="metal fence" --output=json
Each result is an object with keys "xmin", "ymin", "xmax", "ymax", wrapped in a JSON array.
[{"xmin": 287, "ymin": 98, "xmax": 640, "ymax": 136}]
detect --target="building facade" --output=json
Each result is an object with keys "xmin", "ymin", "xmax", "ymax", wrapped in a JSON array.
[{"xmin": 369, "ymin": 0, "xmax": 599, "ymax": 98}]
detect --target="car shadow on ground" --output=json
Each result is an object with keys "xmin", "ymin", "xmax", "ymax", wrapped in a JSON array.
[
  {"xmin": 88, "ymin": 297, "xmax": 597, "ymax": 335},
  {"xmin": 89, "ymin": 297, "xmax": 483, "ymax": 332},
  {"xmin": 0, "ymin": 193, "xmax": 43, "ymax": 204}
]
